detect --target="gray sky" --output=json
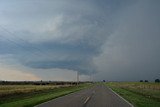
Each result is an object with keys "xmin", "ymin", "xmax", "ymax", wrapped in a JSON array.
[{"xmin": 0, "ymin": 0, "xmax": 160, "ymax": 81}]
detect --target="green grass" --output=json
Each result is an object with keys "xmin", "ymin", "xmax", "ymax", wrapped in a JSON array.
[
  {"xmin": 0, "ymin": 85, "xmax": 60, "ymax": 99},
  {"xmin": 0, "ymin": 83, "xmax": 92, "ymax": 107},
  {"xmin": 106, "ymin": 82, "xmax": 160, "ymax": 107}
]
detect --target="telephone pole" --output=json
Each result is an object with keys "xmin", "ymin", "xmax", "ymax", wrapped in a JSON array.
[
  {"xmin": 90, "ymin": 72, "xmax": 93, "ymax": 83},
  {"xmin": 77, "ymin": 71, "xmax": 79, "ymax": 85}
]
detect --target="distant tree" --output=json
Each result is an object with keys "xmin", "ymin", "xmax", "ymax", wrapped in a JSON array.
[
  {"xmin": 140, "ymin": 80, "xmax": 143, "ymax": 82},
  {"xmin": 155, "ymin": 79, "xmax": 160, "ymax": 83},
  {"xmin": 103, "ymin": 80, "xmax": 106, "ymax": 82},
  {"xmin": 144, "ymin": 80, "xmax": 148, "ymax": 82}
]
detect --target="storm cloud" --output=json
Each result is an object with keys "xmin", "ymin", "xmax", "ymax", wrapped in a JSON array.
[
  {"xmin": 93, "ymin": 0, "xmax": 160, "ymax": 81},
  {"xmin": 0, "ymin": 0, "xmax": 160, "ymax": 81}
]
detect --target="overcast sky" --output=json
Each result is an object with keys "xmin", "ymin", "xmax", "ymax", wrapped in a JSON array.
[{"xmin": 0, "ymin": 0, "xmax": 160, "ymax": 81}]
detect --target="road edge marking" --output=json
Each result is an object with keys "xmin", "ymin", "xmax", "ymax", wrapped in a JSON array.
[{"xmin": 108, "ymin": 87, "xmax": 134, "ymax": 107}]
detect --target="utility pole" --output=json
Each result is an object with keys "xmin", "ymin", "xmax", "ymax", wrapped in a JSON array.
[
  {"xmin": 77, "ymin": 71, "xmax": 79, "ymax": 85},
  {"xmin": 89, "ymin": 71, "xmax": 93, "ymax": 83}
]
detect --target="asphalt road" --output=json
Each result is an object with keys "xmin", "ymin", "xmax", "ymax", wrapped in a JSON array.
[{"xmin": 36, "ymin": 84, "xmax": 133, "ymax": 107}]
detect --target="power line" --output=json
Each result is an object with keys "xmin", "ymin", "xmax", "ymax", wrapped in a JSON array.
[
  {"xmin": 0, "ymin": 25, "xmax": 50, "ymax": 58},
  {"xmin": 0, "ymin": 34, "xmax": 39, "ymax": 58}
]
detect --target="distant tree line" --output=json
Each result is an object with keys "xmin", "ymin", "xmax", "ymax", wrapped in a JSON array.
[
  {"xmin": 0, "ymin": 80, "xmax": 88, "ymax": 85},
  {"xmin": 155, "ymin": 79, "xmax": 160, "ymax": 83},
  {"xmin": 139, "ymin": 79, "xmax": 160, "ymax": 83},
  {"xmin": 140, "ymin": 80, "xmax": 149, "ymax": 82}
]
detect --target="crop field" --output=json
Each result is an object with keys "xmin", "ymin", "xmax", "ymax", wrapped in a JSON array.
[
  {"xmin": 107, "ymin": 82, "xmax": 160, "ymax": 107},
  {"xmin": 0, "ymin": 83, "xmax": 92, "ymax": 107},
  {"xmin": 0, "ymin": 85, "xmax": 64, "ymax": 97}
]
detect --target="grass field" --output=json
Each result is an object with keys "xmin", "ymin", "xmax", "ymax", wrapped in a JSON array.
[
  {"xmin": 0, "ymin": 83, "xmax": 92, "ymax": 107},
  {"xmin": 0, "ymin": 85, "xmax": 64, "ymax": 97},
  {"xmin": 106, "ymin": 82, "xmax": 160, "ymax": 107}
]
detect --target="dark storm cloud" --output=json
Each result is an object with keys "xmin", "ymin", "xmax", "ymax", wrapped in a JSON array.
[
  {"xmin": 0, "ymin": 0, "xmax": 115, "ymax": 75},
  {"xmin": 0, "ymin": 0, "xmax": 160, "ymax": 81},
  {"xmin": 25, "ymin": 60, "xmax": 96, "ymax": 74},
  {"xmin": 94, "ymin": 0, "xmax": 160, "ymax": 81}
]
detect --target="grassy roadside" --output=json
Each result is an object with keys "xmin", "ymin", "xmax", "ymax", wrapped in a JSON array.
[
  {"xmin": 0, "ymin": 83, "xmax": 92, "ymax": 107},
  {"xmin": 106, "ymin": 82, "xmax": 160, "ymax": 107}
]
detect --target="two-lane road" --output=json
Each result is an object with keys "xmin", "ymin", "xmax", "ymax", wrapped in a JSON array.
[{"xmin": 36, "ymin": 84, "xmax": 133, "ymax": 107}]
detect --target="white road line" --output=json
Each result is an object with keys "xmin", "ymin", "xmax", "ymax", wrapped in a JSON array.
[
  {"xmin": 108, "ymin": 87, "xmax": 134, "ymax": 107},
  {"xmin": 84, "ymin": 96, "xmax": 91, "ymax": 104},
  {"xmin": 35, "ymin": 90, "xmax": 79, "ymax": 107}
]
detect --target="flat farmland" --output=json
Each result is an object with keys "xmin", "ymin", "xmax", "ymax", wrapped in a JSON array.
[
  {"xmin": 107, "ymin": 82, "xmax": 160, "ymax": 107},
  {"xmin": 0, "ymin": 85, "xmax": 62, "ymax": 97},
  {"xmin": 0, "ymin": 83, "xmax": 91, "ymax": 107}
]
